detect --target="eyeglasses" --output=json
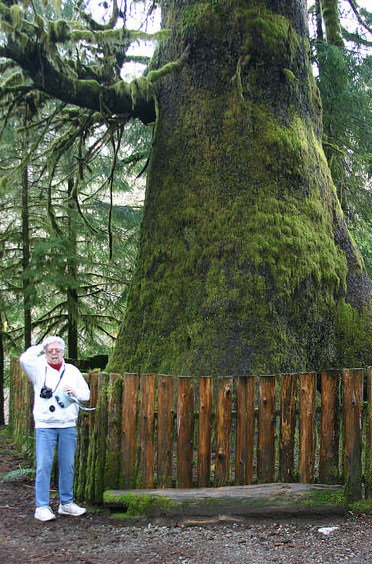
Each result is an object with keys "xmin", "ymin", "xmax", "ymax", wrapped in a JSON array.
[{"xmin": 45, "ymin": 348, "xmax": 64, "ymax": 354}]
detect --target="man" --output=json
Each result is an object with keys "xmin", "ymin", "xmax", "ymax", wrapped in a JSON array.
[{"xmin": 20, "ymin": 336, "xmax": 90, "ymax": 522}]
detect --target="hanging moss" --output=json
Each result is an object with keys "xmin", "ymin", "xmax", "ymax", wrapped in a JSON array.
[
  {"xmin": 48, "ymin": 19, "xmax": 70, "ymax": 43},
  {"xmin": 9, "ymin": 4, "xmax": 22, "ymax": 28}
]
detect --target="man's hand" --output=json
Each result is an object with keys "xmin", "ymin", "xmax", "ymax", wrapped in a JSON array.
[{"xmin": 63, "ymin": 385, "xmax": 77, "ymax": 396}]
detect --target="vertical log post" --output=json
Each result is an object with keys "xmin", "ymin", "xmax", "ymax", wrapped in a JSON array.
[
  {"xmin": 257, "ymin": 376, "xmax": 276, "ymax": 483},
  {"xmin": 84, "ymin": 371, "xmax": 99, "ymax": 501},
  {"xmin": 279, "ymin": 373, "xmax": 297, "ymax": 482},
  {"xmin": 197, "ymin": 376, "xmax": 213, "ymax": 487},
  {"xmin": 104, "ymin": 373, "xmax": 123, "ymax": 489},
  {"xmin": 93, "ymin": 373, "xmax": 108, "ymax": 503},
  {"xmin": 75, "ymin": 373, "xmax": 93, "ymax": 500},
  {"xmin": 137, "ymin": 373, "xmax": 156, "ymax": 488},
  {"xmin": 215, "ymin": 376, "xmax": 233, "ymax": 486},
  {"xmin": 14, "ymin": 361, "xmax": 23, "ymax": 447},
  {"xmin": 121, "ymin": 373, "xmax": 139, "ymax": 488},
  {"xmin": 299, "ymin": 372, "xmax": 317, "ymax": 483},
  {"xmin": 84, "ymin": 373, "xmax": 108, "ymax": 503},
  {"xmin": 319, "ymin": 369, "xmax": 339, "ymax": 484},
  {"xmin": 157, "ymin": 375, "xmax": 175, "ymax": 488},
  {"xmin": 8, "ymin": 357, "xmax": 18, "ymax": 432},
  {"xmin": 235, "ymin": 375, "xmax": 255, "ymax": 485},
  {"xmin": 25, "ymin": 373, "xmax": 34, "ymax": 442},
  {"xmin": 366, "ymin": 367, "xmax": 372, "ymax": 499},
  {"xmin": 343, "ymin": 368, "xmax": 363, "ymax": 501},
  {"xmin": 177, "ymin": 376, "xmax": 194, "ymax": 488}
]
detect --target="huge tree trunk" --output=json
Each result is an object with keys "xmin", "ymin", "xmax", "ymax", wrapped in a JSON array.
[{"xmin": 108, "ymin": 0, "xmax": 372, "ymax": 376}]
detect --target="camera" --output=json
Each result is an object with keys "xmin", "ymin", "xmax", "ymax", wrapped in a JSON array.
[{"xmin": 40, "ymin": 385, "xmax": 53, "ymax": 399}]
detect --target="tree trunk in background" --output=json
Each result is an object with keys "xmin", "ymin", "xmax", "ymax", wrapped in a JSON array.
[
  {"xmin": 67, "ymin": 177, "xmax": 78, "ymax": 359},
  {"xmin": 315, "ymin": 0, "xmax": 324, "ymax": 42},
  {"xmin": 320, "ymin": 0, "xmax": 343, "ymax": 47},
  {"xmin": 108, "ymin": 0, "xmax": 372, "ymax": 376},
  {"xmin": 21, "ymin": 164, "xmax": 31, "ymax": 350}
]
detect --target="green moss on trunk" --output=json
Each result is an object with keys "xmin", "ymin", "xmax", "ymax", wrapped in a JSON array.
[{"xmin": 107, "ymin": 0, "xmax": 372, "ymax": 376}]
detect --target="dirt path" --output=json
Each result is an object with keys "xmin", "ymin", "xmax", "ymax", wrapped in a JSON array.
[{"xmin": 1, "ymin": 425, "xmax": 371, "ymax": 563}]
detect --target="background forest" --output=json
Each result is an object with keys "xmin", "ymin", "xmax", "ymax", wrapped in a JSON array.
[{"xmin": 0, "ymin": 0, "xmax": 371, "ymax": 423}]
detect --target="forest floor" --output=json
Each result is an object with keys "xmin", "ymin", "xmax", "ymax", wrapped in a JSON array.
[{"xmin": 1, "ymin": 425, "xmax": 372, "ymax": 564}]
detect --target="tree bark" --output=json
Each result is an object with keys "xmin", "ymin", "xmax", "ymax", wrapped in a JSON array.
[
  {"xmin": 108, "ymin": 0, "xmax": 372, "ymax": 376},
  {"xmin": 67, "ymin": 178, "xmax": 79, "ymax": 359},
  {"xmin": 21, "ymin": 164, "xmax": 31, "ymax": 349}
]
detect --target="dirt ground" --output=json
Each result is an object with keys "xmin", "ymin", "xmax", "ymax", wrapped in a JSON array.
[{"xmin": 1, "ymin": 426, "xmax": 372, "ymax": 564}]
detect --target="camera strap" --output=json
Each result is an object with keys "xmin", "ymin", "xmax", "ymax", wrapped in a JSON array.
[{"xmin": 43, "ymin": 365, "xmax": 66, "ymax": 393}]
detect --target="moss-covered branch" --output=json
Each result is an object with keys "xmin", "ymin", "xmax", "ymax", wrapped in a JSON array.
[{"xmin": 0, "ymin": 3, "xmax": 179, "ymax": 124}]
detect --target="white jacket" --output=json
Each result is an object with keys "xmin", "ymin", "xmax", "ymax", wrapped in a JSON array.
[{"xmin": 20, "ymin": 344, "xmax": 90, "ymax": 429}]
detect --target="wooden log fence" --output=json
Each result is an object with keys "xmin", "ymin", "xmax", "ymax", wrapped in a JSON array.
[{"xmin": 8, "ymin": 364, "xmax": 372, "ymax": 503}]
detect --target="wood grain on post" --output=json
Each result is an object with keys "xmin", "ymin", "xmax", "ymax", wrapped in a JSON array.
[
  {"xmin": 366, "ymin": 367, "xmax": 372, "ymax": 499},
  {"xmin": 319, "ymin": 369, "xmax": 339, "ymax": 484},
  {"xmin": 235, "ymin": 375, "xmax": 255, "ymax": 485},
  {"xmin": 137, "ymin": 373, "xmax": 156, "ymax": 489},
  {"xmin": 197, "ymin": 376, "xmax": 213, "ymax": 487},
  {"xmin": 84, "ymin": 371, "xmax": 101, "ymax": 501},
  {"xmin": 177, "ymin": 376, "xmax": 194, "ymax": 488},
  {"xmin": 299, "ymin": 372, "xmax": 317, "ymax": 483},
  {"xmin": 121, "ymin": 373, "xmax": 139, "ymax": 488},
  {"xmin": 257, "ymin": 376, "xmax": 276, "ymax": 483},
  {"xmin": 104, "ymin": 373, "xmax": 122, "ymax": 489},
  {"xmin": 279, "ymin": 373, "xmax": 297, "ymax": 482},
  {"xmin": 157, "ymin": 375, "xmax": 175, "ymax": 488},
  {"xmin": 75, "ymin": 373, "xmax": 91, "ymax": 500},
  {"xmin": 343, "ymin": 368, "xmax": 363, "ymax": 501},
  {"xmin": 215, "ymin": 376, "xmax": 233, "ymax": 486},
  {"xmin": 94, "ymin": 373, "xmax": 108, "ymax": 503},
  {"xmin": 88, "ymin": 370, "xmax": 99, "ymax": 435}
]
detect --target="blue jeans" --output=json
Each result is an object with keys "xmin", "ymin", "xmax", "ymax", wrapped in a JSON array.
[{"xmin": 35, "ymin": 427, "xmax": 77, "ymax": 507}]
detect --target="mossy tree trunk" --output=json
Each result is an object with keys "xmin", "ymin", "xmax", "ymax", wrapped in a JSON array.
[{"xmin": 107, "ymin": 0, "xmax": 372, "ymax": 376}]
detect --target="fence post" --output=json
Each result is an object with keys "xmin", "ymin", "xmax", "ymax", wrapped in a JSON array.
[
  {"xmin": 257, "ymin": 375, "xmax": 276, "ymax": 483},
  {"xmin": 366, "ymin": 367, "xmax": 372, "ymax": 499},
  {"xmin": 197, "ymin": 376, "xmax": 213, "ymax": 487},
  {"xmin": 299, "ymin": 372, "xmax": 317, "ymax": 483},
  {"xmin": 137, "ymin": 373, "xmax": 156, "ymax": 488},
  {"xmin": 84, "ymin": 372, "xmax": 108, "ymax": 503},
  {"xmin": 343, "ymin": 368, "xmax": 363, "ymax": 501},
  {"xmin": 8, "ymin": 357, "xmax": 17, "ymax": 432},
  {"xmin": 75, "ymin": 372, "xmax": 93, "ymax": 500},
  {"xmin": 279, "ymin": 373, "xmax": 297, "ymax": 482},
  {"xmin": 120, "ymin": 373, "xmax": 139, "ymax": 488},
  {"xmin": 157, "ymin": 375, "xmax": 175, "ymax": 488},
  {"xmin": 104, "ymin": 373, "xmax": 123, "ymax": 489},
  {"xmin": 319, "ymin": 369, "xmax": 339, "ymax": 484},
  {"xmin": 215, "ymin": 376, "xmax": 233, "ymax": 486},
  {"xmin": 177, "ymin": 376, "xmax": 194, "ymax": 488},
  {"xmin": 235, "ymin": 375, "xmax": 255, "ymax": 485}
]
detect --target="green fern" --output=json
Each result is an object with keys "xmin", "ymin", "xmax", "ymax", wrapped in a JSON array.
[{"xmin": 1, "ymin": 468, "xmax": 35, "ymax": 483}]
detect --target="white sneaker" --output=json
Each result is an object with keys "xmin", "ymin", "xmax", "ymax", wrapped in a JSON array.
[
  {"xmin": 35, "ymin": 506, "xmax": 56, "ymax": 522},
  {"xmin": 58, "ymin": 502, "xmax": 86, "ymax": 516}
]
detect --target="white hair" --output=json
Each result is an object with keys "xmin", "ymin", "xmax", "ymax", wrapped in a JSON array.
[{"xmin": 42, "ymin": 336, "xmax": 65, "ymax": 351}]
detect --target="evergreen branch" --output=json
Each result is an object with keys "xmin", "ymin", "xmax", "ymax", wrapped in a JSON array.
[
  {"xmin": 346, "ymin": 0, "xmax": 372, "ymax": 35},
  {"xmin": 341, "ymin": 26, "xmax": 372, "ymax": 47},
  {"xmin": 79, "ymin": 0, "xmax": 120, "ymax": 31}
]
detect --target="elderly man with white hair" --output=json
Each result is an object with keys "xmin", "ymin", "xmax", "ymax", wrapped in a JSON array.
[{"xmin": 20, "ymin": 336, "xmax": 90, "ymax": 522}]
